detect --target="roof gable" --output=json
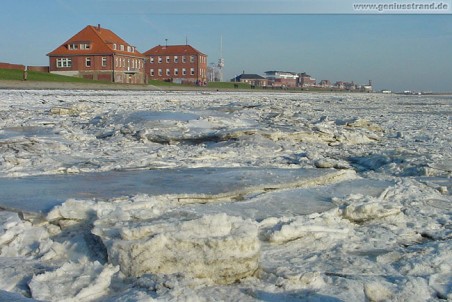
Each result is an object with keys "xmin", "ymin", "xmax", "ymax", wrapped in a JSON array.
[
  {"xmin": 143, "ymin": 45, "xmax": 206, "ymax": 56},
  {"xmin": 47, "ymin": 25, "xmax": 143, "ymax": 57}
]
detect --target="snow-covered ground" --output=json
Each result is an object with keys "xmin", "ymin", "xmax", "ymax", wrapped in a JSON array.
[{"xmin": 0, "ymin": 89, "xmax": 450, "ymax": 301}]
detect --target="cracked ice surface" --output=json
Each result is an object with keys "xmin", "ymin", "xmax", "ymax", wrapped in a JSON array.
[{"xmin": 0, "ymin": 90, "xmax": 451, "ymax": 301}]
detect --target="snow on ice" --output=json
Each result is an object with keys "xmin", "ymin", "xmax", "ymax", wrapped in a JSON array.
[{"xmin": 0, "ymin": 90, "xmax": 450, "ymax": 301}]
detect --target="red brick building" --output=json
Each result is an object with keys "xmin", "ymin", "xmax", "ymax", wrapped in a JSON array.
[
  {"xmin": 144, "ymin": 45, "xmax": 207, "ymax": 85},
  {"xmin": 47, "ymin": 25, "xmax": 145, "ymax": 84},
  {"xmin": 264, "ymin": 71, "xmax": 299, "ymax": 88},
  {"xmin": 298, "ymin": 73, "xmax": 316, "ymax": 87}
]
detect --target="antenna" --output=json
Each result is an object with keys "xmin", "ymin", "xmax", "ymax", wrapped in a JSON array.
[
  {"xmin": 217, "ymin": 35, "xmax": 224, "ymax": 82},
  {"xmin": 220, "ymin": 35, "xmax": 223, "ymax": 58},
  {"xmin": 186, "ymin": 36, "xmax": 188, "ymax": 45}
]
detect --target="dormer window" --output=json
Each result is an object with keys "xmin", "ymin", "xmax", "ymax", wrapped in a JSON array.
[
  {"xmin": 68, "ymin": 44, "xmax": 78, "ymax": 50},
  {"xmin": 127, "ymin": 46, "xmax": 131, "ymax": 52},
  {"xmin": 80, "ymin": 43, "xmax": 91, "ymax": 50},
  {"xmin": 113, "ymin": 44, "xmax": 117, "ymax": 50},
  {"xmin": 120, "ymin": 45, "xmax": 124, "ymax": 51}
]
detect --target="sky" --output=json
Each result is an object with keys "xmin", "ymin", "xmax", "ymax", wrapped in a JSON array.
[{"xmin": 1, "ymin": 0, "xmax": 451, "ymax": 92}]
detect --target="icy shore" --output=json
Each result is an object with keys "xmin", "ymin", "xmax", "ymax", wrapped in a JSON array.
[{"xmin": 0, "ymin": 90, "xmax": 450, "ymax": 301}]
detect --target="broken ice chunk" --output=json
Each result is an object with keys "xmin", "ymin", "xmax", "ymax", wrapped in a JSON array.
[{"xmin": 93, "ymin": 213, "xmax": 260, "ymax": 284}]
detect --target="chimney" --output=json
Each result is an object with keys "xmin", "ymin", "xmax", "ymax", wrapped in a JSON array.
[{"xmin": 97, "ymin": 24, "xmax": 101, "ymax": 31}]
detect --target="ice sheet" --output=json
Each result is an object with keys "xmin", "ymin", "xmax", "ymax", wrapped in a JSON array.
[
  {"xmin": 186, "ymin": 178, "xmax": 394, "ymax": 221},
  {"xmin": 0, "ymin": 168, "xmax": 354, "ymax": 213}
]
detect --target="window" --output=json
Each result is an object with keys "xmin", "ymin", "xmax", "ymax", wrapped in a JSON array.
[
  {"xmin": 150, "ymin": 69, "xmax": 154, "ymax": 76},
  {"xmin": 85, "ymin": 57, "xmax": 91, "ymax": 67},
  {"xmin": 174, "ymin": 56, "xmax": 178, "ymax": 63},
  {"xmin": 102, "ymin": 57, "xmax": 107, "ymax": 67},
  {"xmin": 182, "ymin": 68, "xmax": 187, "ymax": 75},
  {"xmin": 166, "ymin": 56, "xmax": 170, "ymax": 63},
  {"xmin": 182, "ymin": 56, "xmax": 186, "ymax": 63},
  {"xmin": 113, "ymin": 44, "xmax": 117, "ymax": 50},
  {"xmin": 166, "ymin": 69, "xmax": 170, "ymax": 76},
  {"xmin": 80, "ymin": 44, "xmax": 91, "ymax": 50},
  {"xmin": 158, "ymin": 56, "xmax": 162, "ymax": 63},
  {"xmin": 150, "ymin": 57, "xmax": 154, "ymax": 64},
  {"xmin": 56, "ymin": 58, "xmax": 72, "ymax": 68},
  {"xmin": 190, "ymin": 55, "xmax": 195, "ymax": 63},
  {"xmin": 158, "ymin": 69, "xmax": 162, "ymax": 76},
  {"xmin": 68, "ymin": 44, "xmax": 78, "ymax": 50},
  {"xmin": 115, "ymin": 58, "xmax": 118, "ymax": 68},
  {"xmin": 190, "ymin": 68, "xmax": 195, "ymax": 75},
  {"xmin": 127, "ymin": 46, "xmax": 132, "ymax": 52},
  {"xmin": 174, "ymin": 68, "xmax": 179, "ymax": 76},
  {"xmin": 120, "ymin": 45, "xmax": 124, "ymax": 51}
]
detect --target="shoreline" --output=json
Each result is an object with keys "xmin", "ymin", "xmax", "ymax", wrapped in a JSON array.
[{"xmin": 1, "ymin": 80, "xmax": 451, "ymax": 95}]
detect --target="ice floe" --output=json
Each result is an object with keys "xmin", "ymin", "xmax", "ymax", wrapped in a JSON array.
[{"xmin": 0, "ymin": 90, "xmax": 450, "ymax": 301}]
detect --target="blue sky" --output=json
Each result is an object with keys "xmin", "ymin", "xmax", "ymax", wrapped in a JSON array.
[{"xmin": 1, "ymin": 0, "xmax": 451, "ymax": 91}]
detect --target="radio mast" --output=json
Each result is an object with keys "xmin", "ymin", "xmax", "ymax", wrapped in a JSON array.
[{"xmin": 217, "ymin": 35, "xmax": 224, "ymax": 82}]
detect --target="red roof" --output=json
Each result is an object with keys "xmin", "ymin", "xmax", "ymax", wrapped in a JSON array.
[
  {"xmin": 47, "ymin": 25, "xmax": 144, "ymax": 57},
  {"xmin": 143, "ymin": 45, "xmax": 206, "ymax": 56}
]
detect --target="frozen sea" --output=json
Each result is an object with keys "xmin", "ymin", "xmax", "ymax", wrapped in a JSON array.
[{"xmin": 0, "ymin": 89, "xmax": 450, "ymax": 301}]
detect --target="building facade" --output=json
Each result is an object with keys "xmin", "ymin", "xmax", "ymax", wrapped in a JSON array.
[
  {"xmin": 144, "ymin": 45, "xmax": 207, "ymax": 85},
  {"xmin": 264, "ymin": 71, "xmax": 299, "ymax": 88},
  {"xmin": 47, "ymin": 25, "xmax": 145, "ymax": 84}
]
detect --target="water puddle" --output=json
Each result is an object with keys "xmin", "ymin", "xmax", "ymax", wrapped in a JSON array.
[
  {"xmin": 123, "ymin": 111, "xmax": 200, "ymax": 124},
  {"xmin": 0, "ymin": 126, "xmax": 57, "ymax": 140}
]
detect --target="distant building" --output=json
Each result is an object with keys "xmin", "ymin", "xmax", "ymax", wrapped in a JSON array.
[
  {"xmin": 360, "ymin": 80, "xmax": 373, "ymax": 92},
  {"xmin": 231, "ymin": 73, "xmax": 267, "ymax": 87},
  {"xmin": 264, "ymin": 71, "xmax": 299, "ymax": 88},
  {"xmin": 298, "ymin": 73, "xmax": 316, "ymax": 87},
  {"xmin": 319, "ymin": 80, "xmax": 331, "ymax": 88},
  {"xmin": 47, "ymin": 25, "xmax": 145, "ymax": 84},
  {"xmin": 334, "ymin": 81, "xmax": 358, "ymax": 90},
  {"xmin": 144, "ymin": 45, "xmax": 207, "ymax": 85}
]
